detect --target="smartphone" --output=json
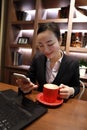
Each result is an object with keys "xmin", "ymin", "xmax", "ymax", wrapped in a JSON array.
[{"xmin": 13, "ymin": 73, "xmax": 30, "ymax": 82}]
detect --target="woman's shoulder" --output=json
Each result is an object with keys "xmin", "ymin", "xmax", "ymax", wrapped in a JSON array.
[{"xmin": 63, "ymin": 54, "xmax": 79, "ymax": 65}]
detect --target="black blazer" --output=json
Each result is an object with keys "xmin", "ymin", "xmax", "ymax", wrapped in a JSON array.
[{"xmin": 27, "ymin": 52, "xmax": 80, "ymax": 96}]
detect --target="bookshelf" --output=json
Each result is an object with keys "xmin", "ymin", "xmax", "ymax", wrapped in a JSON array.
[
  {"xmin": 71, "ymin": 0, "xmax": 87, "ymax": 52},
  {"xmin": 3, "ymin": 0, "xmax": 87, "ymax": 85}
]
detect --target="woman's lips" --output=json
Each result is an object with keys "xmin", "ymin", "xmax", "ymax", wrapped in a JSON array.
[{"xmin": 45, "ymin": 52, "xmax": 52, "ymax": 57}]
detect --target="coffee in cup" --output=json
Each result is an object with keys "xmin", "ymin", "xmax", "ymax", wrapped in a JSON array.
[{"xmin": 43, "ymin": 84, "xmax": 59, "ymax": 103}]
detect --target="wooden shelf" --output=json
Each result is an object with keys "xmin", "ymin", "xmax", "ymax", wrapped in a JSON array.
[
  {"xmin": 73, "ymin": 18, "xmax": 87, "ymax": 23},
  {"xmin": 38, "ymin": 19, "xmax": 68, "ymax": 23},
  {"xmin": 40, "ymin": 0, "xmax": 70, "ymax": 8},
  {"xmin": 69, "ymin": 47, "xmax": 87, "ymax": 53},
  {"xmin": 75, "ymin": 0, "xmax": 87, "ymax": 6},
  {"xmin": 10, "ymin": 44, "xmax": 32, "ymax": 48},
  {"xmin": 12, "ymin": 20, "xmax": 34, "ymax": 29},
  {"xmin": 5, "ymin": 65, "xmax": 30, "ymax": 71}
]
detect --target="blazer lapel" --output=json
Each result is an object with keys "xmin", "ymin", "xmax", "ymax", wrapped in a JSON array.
[{"xmin": 41, "ymin": 56, "xmax": 47, "ymax": 83}]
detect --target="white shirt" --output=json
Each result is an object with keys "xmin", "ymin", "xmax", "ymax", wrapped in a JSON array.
[{"xmin": 46, "ymin": 51, "xmax": 63, "ymax": 83}]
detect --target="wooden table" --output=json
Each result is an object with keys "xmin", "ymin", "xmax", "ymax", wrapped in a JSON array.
[{"xmin": 0, "ymin": 82, "xmax": 87, "ymax": 130}]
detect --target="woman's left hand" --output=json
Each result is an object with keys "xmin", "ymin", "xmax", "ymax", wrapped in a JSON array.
[{"xmin": 59, "ymin": 84, "xmax": 75, "ymax": 99}]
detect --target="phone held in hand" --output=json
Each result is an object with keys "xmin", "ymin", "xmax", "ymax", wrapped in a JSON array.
[{"xmin": 13, "ymin": 73, "xmax": 30, "ymax": 83}]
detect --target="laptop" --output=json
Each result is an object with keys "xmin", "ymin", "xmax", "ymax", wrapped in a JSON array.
[{"xmin": 0, "ymin": 89, "xmax": 48, "ymax": 130}]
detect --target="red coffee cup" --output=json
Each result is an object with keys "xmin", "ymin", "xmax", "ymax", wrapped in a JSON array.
[{"xmin": 43, "ymin": 84, "xmax": 59, "ymax": 103}]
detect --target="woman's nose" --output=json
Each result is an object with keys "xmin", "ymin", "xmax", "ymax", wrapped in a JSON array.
[{"xmin": 43, "ymin": 46, "xmax": 49, "ymax": 54}]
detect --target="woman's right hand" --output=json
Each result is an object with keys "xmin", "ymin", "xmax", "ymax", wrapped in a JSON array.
[{"xmin": 16, "ymin": 79, "xmax": 38, "ymax": 93}]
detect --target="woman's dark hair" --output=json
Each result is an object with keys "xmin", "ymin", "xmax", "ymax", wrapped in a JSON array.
[{"xmin": 37, "ymin": 22, "xmax": 61, "ymax": 40}]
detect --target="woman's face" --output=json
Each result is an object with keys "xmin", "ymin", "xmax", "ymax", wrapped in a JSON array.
[{"xmin": 37, "ymin": 30, "xmax": 61, "ymax": 59}]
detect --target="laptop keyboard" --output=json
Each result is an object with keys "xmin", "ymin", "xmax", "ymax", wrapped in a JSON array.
[{"xmin": 0, "ymin": 106, "xmax": 31, "ymax": 130}]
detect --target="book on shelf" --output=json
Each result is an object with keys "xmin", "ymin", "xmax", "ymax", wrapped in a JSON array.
[
  {"xmin": 16, "ymin": 10, "xmax": 28, "ymax": 21},
  {"xmin": 12, "ymin": 51, "xmax": 23, "ymax": 66},
  {"xmin": 71, "ymin": 32, "xmax": 82, "ymax": 47},
  {"xmin": 61, "ymin": 32, "xmax": 67, "ymax": 46},
  {"xmin": 59, "ymin": 6, "xmax": 76, "ymax": 18},
  {"xmin": 83, "ymin": 33, "xmax": 87, "ymax": 47},
  {"xmin": 17, "ymin": 37, "xmax": 29, "ymax": 44},
  {"xmin": 61, "ymin": 32, "xmax": 85, "ymax": 47}
]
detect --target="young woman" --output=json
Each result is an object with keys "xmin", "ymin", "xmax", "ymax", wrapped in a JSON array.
[{"xmin": 17, "ymin": 22, "xmax": 80, "ymax": 99}]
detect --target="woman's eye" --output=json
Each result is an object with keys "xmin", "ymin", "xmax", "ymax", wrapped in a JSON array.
[
  {"xmin": 48, "ymin": 43, "xmax": 54, "ymax": 46},
  {"xmin": 39, "ymin": 44, "xmax": 44, "ymax": 47}
]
